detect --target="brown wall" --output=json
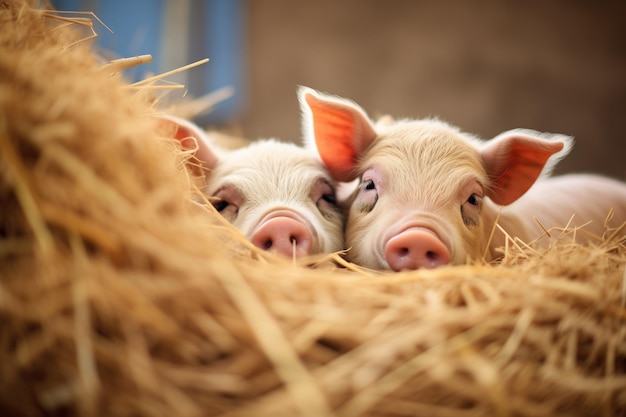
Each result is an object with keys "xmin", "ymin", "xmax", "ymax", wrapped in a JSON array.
[{"xmin": 238, "ymin": 1, "xmax": 626, "ymax": 179}]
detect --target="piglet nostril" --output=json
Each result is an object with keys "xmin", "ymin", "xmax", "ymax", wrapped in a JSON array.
[
  {"xmin": 251, "ymin": 217, "xmax": 313, "ymax": 257},
  {"xmin": 385, "ymin": 228, "xmax": 450, "ymax": 271}
]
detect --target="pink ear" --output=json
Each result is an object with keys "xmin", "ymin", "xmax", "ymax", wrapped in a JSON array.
[
  {"xmin": 300, "ymin": 88, "xmax": 377, "ymax": 182},
  {"xmin": 481, "ymin": 131, "xmax": 567, "ymax": 205},
  {"xmin": 156, "ymin": 114, "xmax": 220, "ymax": 174}
]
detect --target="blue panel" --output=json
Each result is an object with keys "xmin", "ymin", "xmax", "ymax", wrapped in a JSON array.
[
  {"xmin": 204, "ymin": 0, "xmax": 245, "ymax": 122},
  {"xmin": 50, "ymin": 0, "xmax": 163, "ymax": 81},
  {"xmin": 188, "ymin": 0, "xmax": 245, "ymax": 124},
  {"xmin": 50, "ymin": 0, "xmax": 245, "ymax": 122}
]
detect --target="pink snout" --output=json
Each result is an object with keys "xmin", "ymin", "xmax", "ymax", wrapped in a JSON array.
[
  {"xmin": 384, "ymin": 228, "xmax": 450, "ymax": 271},
  {"xmin": 251, "ymin": 216, "xmax": 313, "ymax": 257}
]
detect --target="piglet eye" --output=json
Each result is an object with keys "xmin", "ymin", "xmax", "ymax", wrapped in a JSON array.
[
  {"xmin": 313, "ymin": 179, "xmax": 340, "ymax": 214},
  {"xmin": 363, "ymin": 179, "xmax": 376, "ymax": 191},
  {"xmin": 354, "ymin": 168, "xmax": 380, "ymax": 214},
  {"xmin": 467, "ymin": 193, "xmax": 480, "ymax": 206},
  {"xmin": 213, "ymin": 200, "xmax": 230, "ymax": 212},
  {"xmin": 210, "ymin": 186, "xmax": 241, "ymax": 222},
  {"xmin": 354, "ymin": 178, "xmax": 379, "ymax": 213},
  {"xmin": 461, "ymin": 192, "xmax": 482, "ymax": 227},
  {"xmin": 321, "ymin": 193, "xmax": 337, "ymax": 206}
]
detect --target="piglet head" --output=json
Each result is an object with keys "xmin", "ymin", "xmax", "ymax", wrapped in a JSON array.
[
  {"xmin": 299, "ymin": 87, "xmax": 571, "ymax": 270},
  {"xmin": 207, "ymin": 140, "xmax": 344, "ymax": 257},
  {"xmin": 158, "ymin": 114, "xmax": 344, "ymax": 258}
]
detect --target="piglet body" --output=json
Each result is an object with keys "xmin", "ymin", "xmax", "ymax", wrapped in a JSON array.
[
  {"xmin": 299, "ymin": 87, "xmax": 626, "ymax": 270},
  {"xmin": 159, "ymin": 114, "xmax": 343, "ymax": 257},
  {"xmin": 485, "ymin": 174, "xmax": 626, "ymax": 259}
]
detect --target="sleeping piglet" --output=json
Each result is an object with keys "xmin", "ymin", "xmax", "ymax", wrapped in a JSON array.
[
  {"xmin": 159, "ymin": 114, "xmax": 344, "ymax": 258},
  {"xmin": 299, "ymin": 87, "xmax": 626, "ymax": 271}
]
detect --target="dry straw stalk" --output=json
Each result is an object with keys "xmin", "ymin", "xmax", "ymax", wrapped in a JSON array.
[{"xmin": 1, "ymin": 1, "xmax": 625, "ymax": 416}]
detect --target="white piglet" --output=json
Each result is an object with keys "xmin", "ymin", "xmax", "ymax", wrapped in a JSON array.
[
  {"xmin": 299, "ymin": 87, "xmax": 626, "ymax": 271},
  {"xmin": 159, "ymin": 114, "xmax": 344, "ymax": 258}
]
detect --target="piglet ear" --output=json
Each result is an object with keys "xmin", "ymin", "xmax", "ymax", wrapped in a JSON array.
[
  {"xmin": 156, "ymin": 114, "xmax": 220, "ymax": 175},
  {"xmin": 299, "ymin": 86, "xmax": 377, "ymax": 182},
  {"xmin": 481, "ymin": 129, "xmax": 573, "ymax": 206}
]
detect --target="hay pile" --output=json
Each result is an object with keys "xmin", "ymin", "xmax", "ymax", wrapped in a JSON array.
[{"xmin": 1, "ymin": 1, "xmax": 625, "ymax": 416}]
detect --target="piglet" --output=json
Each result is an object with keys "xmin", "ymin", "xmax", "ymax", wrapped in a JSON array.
[
  {"xmin": 158, "ymin": 114, "xmax": 344, "ymax": 258},
  {"xmin": 299, "ymin": 87, "xmax": 626, "ymax": 271}
]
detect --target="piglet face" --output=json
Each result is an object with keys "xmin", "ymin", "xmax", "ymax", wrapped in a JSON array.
[
  {"xmin": 343, "ymin": 121, "xmax": 489, "ymax": 270},
  {"xmin": 158, "ymin": 114, "xmax": 344, "ymax": 258},
  {"xmin": 206, "ymin": 140, "xmax": 344, "ymax": 257},
  {"xmin": 299, "ymin": 87, "xmax": 569, "ymax": 270}
]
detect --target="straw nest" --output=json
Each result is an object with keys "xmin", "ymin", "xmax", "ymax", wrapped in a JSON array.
[{"xmin": 1, "ymin": 1, "xmax": 625, "ymax": 416}]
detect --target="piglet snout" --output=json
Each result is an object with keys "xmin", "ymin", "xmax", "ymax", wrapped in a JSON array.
[
  {"xmin": 251, "ymin": 216, "xmax": 312, "ymax": 258},
  {"xmin": 385, "ymin": 228, "xmax": 450, "ymax": 271}
]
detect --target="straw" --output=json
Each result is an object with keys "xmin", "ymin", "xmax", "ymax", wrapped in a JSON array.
[{"xmin": 1, "ymin": 1, "xmax": 625, "ymax": 416}]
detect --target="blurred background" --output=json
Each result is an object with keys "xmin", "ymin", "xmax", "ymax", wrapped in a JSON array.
[{"xmin": 51, "ymin": 0, "xmax": 626, "ymax": 179}]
